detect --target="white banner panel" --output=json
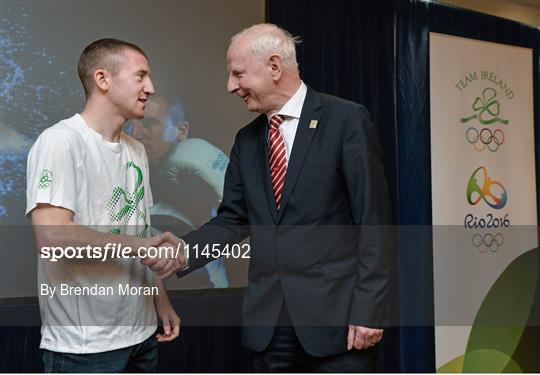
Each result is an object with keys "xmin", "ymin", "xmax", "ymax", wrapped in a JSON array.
[{"xmin": 430, "ymin": 33, "xmax": 537, "ymax": 372}]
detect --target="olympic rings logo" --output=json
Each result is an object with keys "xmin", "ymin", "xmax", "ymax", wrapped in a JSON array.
[
  {"xmin": 466, "ymin": 127, "xmax": 504, "ymax": 152},
  {"xmin": 472, "ymin": 233, "xmax": 504, "ymax": 253}
]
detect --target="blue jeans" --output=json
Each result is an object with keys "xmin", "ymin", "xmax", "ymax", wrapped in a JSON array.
[{"xmin": 42, "ymin": 334, "xmax": 157, "ymax": 373}]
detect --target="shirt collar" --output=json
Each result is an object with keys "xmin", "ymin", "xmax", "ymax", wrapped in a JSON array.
[{"xmin": 266, "ymin": 81, "xmax": 307, "ymax": 121}]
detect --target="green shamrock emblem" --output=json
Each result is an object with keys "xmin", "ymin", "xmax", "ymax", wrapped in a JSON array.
[
  {"xmin": 460, "ymin": 88, "xmax": 509, "ymax": 125},
  {"xmin": 106, "ymin": 161, "xmax": 148, "ymax": 238}
]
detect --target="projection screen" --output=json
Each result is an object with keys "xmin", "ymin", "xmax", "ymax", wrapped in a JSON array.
[{"xmin": 1, "ymin": 0, "xmax": 265, "ymax": 297}]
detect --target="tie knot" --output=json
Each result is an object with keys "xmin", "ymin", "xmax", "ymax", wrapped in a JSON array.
[{"xmin": 270, "ymin": 114, "xmax": 286, "ymax": 130}]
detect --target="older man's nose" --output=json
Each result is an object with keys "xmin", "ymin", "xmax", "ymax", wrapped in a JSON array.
[{"xmin": 227, "ymin": 77, "xmax": 239, "ymax": 94}]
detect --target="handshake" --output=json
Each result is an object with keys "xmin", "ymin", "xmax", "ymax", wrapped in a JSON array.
[{"xmin": 141, "ymin": 232, "xmax": 187, "ymax": 279}]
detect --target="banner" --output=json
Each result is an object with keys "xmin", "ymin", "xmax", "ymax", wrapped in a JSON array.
[{"xmin": 430, "ymin": 33, "xmax": 537, "ymax": 372}]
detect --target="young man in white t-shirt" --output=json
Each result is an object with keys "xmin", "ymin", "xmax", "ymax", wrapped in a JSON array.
[{"xmin": 26, "ymin": 38, "xmax": 181, "ymax": 372}]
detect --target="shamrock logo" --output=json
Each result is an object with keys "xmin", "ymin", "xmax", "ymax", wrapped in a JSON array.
[
  {"xmin": 460, "ymin": 88, "xmax": 509, "ymax": 125},
  {"xmin": 106, "ymin": 161, "xmax": 148, "ymax": 238}
]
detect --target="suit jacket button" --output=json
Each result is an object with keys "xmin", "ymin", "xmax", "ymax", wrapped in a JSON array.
[{"xmin": 276, "ymin": 228, "xmax": 284, "ymax": 237}]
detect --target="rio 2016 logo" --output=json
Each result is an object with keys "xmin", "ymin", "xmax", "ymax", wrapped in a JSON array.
[
  {"xmin": 466, "ymin": 166, "xmax": 507, "ymax": 209},
  {"xmin": 465, "ymin": 166, "xmax": 509, "ymax": 254}
]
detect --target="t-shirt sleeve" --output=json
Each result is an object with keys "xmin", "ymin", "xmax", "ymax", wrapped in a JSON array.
[{"xmin": 25, "ymin": 129, "xmax": 77, "ymax": 216}]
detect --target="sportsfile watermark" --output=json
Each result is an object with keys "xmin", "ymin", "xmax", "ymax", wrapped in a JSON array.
[
  {"xmin": 1, "ymin": 225, "xmax": 539, "ymax": 327},
  {"xmin": 40, "ymin": 243, "xmax": 181, "ymax": 262},
  {"xmin": 40, "ymin": 243, "xmax": 251, "ymax": 262}
]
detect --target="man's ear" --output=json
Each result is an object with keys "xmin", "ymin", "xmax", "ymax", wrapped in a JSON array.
[
  {"xmin": 93, "ymin": 69, "xmax": 110, "ymax": 92},
  {"xmin": 176, "ymin": 122, "xmax": 190, "ymax": 142},
  {"xmin": 268, "ymin": 55, "xmax": 283, "ymax": 82}
]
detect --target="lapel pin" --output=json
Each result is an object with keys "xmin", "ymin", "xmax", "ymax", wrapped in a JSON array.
[{"xmin": 309, "ymin": 120, "xmax": 318, "ymax": 129}]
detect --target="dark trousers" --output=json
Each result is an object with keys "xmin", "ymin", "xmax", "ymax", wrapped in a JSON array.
[
  {"xmin": 252, "ymin": 302, "xmax": 378, "ymax": 373},
  {"xmin": 42, "ymin": 333, "xmax": 157, "ymax": 373}
]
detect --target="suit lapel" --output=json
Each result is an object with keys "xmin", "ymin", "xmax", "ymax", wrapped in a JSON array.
[
  {"xmin": 277, "ymin": 89, "xmax": 322, "ymax": 223},
  {"xmin": 255, "ymin": 115, "xmax": 279, "ymax": 222}
]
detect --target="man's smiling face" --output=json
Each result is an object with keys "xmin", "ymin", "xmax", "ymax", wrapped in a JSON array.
[
  {"xmin": 226, "ymin": 37, "xmax": 278, "ymax": 114},
  {"xmin": 108, "ymin": 48, "xmax": 155, "ymax": 120}
]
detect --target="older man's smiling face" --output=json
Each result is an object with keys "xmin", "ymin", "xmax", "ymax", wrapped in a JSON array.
[{"xmin": 226, "ymin": 37, "xmax": 278, "ymax": 114}]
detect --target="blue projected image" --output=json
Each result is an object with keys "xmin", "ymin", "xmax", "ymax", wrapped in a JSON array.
[
  {"xmin": 1, "ymin": 0, "xmax": 258, "ymax": 293},
  {"xmin": 1, "ymin": 7, "xmax": 83, "ymax": 221}
]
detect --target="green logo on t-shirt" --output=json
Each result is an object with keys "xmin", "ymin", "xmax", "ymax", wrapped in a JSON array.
[
  {"xmin": 106, "ymin": 161, "xmax": 148, "ymax": 237},
  {"xmin": 38, "ymin": 169, "xmax": 53, "ymax": 189}
]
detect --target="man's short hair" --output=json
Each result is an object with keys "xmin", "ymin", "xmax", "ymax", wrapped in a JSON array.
[
  {"xmin": 231, "ymin": 23, "xmax": 301, "ymax": 71},
  {"xmin": 78, "ymin": 38, "xmax": 147, "ymax": 97}
]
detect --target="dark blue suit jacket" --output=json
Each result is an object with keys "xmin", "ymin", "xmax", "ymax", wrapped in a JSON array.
[{"xmin": 182, "ymin": 87, "xmax": 391, "ymax": 356}]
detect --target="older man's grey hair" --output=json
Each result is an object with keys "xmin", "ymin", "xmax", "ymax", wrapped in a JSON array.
[{"xmin": 231, "ymin": 24, "xmax": 301, "ymax": 71}]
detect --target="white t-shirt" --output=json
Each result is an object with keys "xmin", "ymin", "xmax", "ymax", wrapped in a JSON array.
[{"xmin": 26, "ymin": 114, "xmax": 157, "ymax": 354}]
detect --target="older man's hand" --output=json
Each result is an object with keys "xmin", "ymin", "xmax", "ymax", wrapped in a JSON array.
[
  {"xmin": 347, "ymin": 325, "xmax": 383, "ymax": 350},
  {"xmin": 141, "ymin": 232, "xmax": 186, "ymax": 279}
]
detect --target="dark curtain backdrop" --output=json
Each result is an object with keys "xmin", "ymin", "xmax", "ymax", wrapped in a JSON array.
[{"xmin": 1, "ymin": 0, "xmax": 538, "ymax": 373}]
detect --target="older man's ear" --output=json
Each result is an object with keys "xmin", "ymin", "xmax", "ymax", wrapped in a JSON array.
[{"xmin": 176, "ymin": 122, "xmax": 190, "ymax": 142}]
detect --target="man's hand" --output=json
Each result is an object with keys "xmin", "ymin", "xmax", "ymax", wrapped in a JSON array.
[
  {"xmin": 155, "ymin": 294, "xmax": 180, "ymax": 343},
  {"xmin": 141, "ymin": 232, "xmax": 185, "ymax": 279},
  {"xmin": 347, "ymin": 325, "xmax": 383, "ymax": 350}
]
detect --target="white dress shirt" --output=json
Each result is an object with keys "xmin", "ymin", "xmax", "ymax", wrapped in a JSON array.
[{"xmin": 266, "ymin": 81, "xmax": 308, "ymax": 165}]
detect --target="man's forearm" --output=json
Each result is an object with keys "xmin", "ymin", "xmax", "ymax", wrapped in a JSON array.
[{"xmin": 154, "ymin": 276, "xmax": 169, "ymax": 302}]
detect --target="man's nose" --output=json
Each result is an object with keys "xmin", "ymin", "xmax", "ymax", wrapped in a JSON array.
[
  {"xmin": 227, "ymin": 77, "xmax": 239, "ymax": 94},
  {"xmin": 145, "ymin": 78, "xmax": 155, "ymax": 96}
]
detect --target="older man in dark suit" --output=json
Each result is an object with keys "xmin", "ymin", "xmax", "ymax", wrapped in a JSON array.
[{"xmin": 145, "ymin": 23, "xmax": 392, "ymax": 372}]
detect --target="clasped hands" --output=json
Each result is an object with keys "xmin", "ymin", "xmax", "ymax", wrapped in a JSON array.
[{"xmin": 141, "ymin": 231, "xmax": 185, "ymax": 279}]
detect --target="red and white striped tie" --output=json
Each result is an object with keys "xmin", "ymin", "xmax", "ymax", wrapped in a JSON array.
[{"xmin": 268, "ymin": 114, "xmax": 287, "ymax": 210}]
